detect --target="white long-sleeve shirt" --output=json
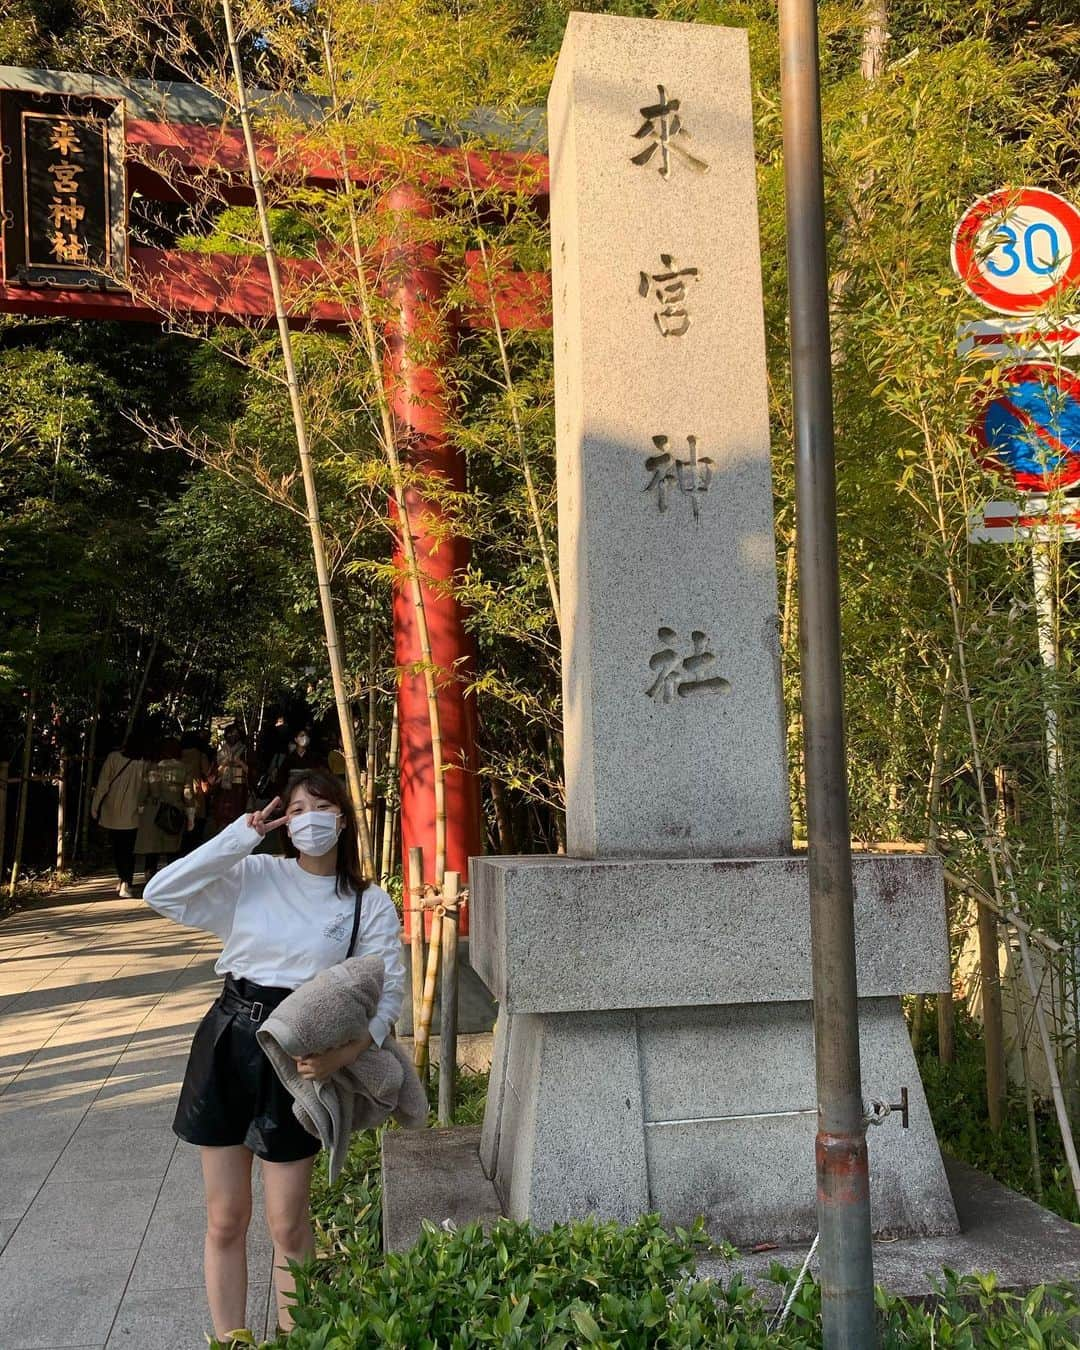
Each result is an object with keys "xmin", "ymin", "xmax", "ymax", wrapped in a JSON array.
[{"xmin": 144, "ymin": 815, "xmax": 404, "ymax": 1046}]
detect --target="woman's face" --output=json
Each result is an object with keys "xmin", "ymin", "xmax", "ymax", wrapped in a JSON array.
[{"xmin": 285, "ymin": 784, "xmax": 341, "ymax": 825}]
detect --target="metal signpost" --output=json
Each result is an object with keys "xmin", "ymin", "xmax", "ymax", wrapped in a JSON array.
[
  {"xmin": 778, "ymin": 1, "xmax": 877, "ymax": 1343},
  {"xmin": 956, "ymin": 192, "xmax": 1080, "ymax": 1060}
]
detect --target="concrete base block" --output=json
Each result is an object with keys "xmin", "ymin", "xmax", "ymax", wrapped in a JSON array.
[
  {"xmin": 470, "ymin": 853, "xmax": 949, "ymax": 1013},
  {"xmin": 383, "ymin": 1138, "xmax": 1080, "ymax": 1311},
  {"xmin": 697, "ymin": 1156, "xmax": 1080, "ymax": 1306},
  {"xmin": 488, "ymin": 1010, "xmax": 650, "ymax": 1226},
  {"xmin": 480, "ymin": 997, "xmax": 956, "ymax": 1245},
  {"xmin": 381, "ymin": 1127, "xmax": 503, "ymax": 1253}
]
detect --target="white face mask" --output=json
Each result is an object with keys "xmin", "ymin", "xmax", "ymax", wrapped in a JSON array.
[{"xmin": 288, "ymin": 809, "xmax": 341, "ymax": 857}]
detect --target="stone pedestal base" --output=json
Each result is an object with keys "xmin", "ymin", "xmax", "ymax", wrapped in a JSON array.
[
  {"xmin": 480, "ymin": 997, "xmax": 957, "ymax": 1245},
  {"xmin": 470, "ymin": 853, "xmax": 958, "ymax": 1245}
]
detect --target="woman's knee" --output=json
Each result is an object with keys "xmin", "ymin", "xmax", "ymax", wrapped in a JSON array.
[
  {"xmin": 206, "ymin": 1198, "xmax": 252, "ymax": 1247},
  {"xmin": 266, "ymin": 1210, "xmax": 313, "ymax": 1254}
]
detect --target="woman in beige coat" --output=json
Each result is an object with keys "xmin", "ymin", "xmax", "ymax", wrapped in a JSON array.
[
  {"xmin": 135, "ymin": 738, "xmax": 193, "ymax": 880},
  {"xmin": 91, "ymin": 738, "xmax": 147, "ymax": 898}
]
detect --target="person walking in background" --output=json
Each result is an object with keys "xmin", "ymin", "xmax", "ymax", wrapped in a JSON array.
[
  {"xmin": 136, "ymin": 737, "xmax": 192, "ymax": 881},
  {"xmin": 180, "ymin": 730, "xmax": 212, "ymax": 855},
  {"xmin": 275, "ymin": 727, "xmax": 325, "ymax": 795},
  {"xmin": 90, "ymin": 735, "xmax": 147, "ymax": 898},
  {"xmin": 211, "ymin": 724, "xmax": 251, "ymax": 835}
]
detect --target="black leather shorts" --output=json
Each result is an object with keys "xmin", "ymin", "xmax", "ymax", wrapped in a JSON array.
[{"xmin": 173, "ymin": 974, "xmax": 321, "ymax": 1163}]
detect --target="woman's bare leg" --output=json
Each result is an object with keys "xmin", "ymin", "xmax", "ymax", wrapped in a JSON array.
[
  {"xmin": 200, "ymin": 1145, "xmax": 254, "ymax": 1337},
  {"xmin": 262, "ymin": 1154, "xmax": 317, "ymax": 1332}
]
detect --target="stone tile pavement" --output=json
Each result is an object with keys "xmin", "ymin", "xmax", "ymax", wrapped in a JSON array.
[{"xmin": 0, "ymin": 875, "xmax": 276, "ymax": 1350}]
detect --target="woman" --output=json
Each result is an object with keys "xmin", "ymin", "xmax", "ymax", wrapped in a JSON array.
[
  {"xmin": 211, "ymin": 723, "xmax": 251, "ymax": 835},
  {"xmin": 90, "ymin": 736, "xmax": 147, "ymax": 898},
  {"xmin": 143, "ymin": 770, "xmax": 405, "ymax": 1338},
  {"xmin": 135, "ymin": 737, "xmax": 191, "ymax": 880},
  {"xmin": 179, "ymin": 730, "xmax": 212, "ymax": 853}
]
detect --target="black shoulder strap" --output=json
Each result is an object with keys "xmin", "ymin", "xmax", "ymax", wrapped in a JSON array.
[
  {"xmin": 98, "ymin": 755, "xmax": 135, "ymax": 809},
  {"xmin": 346, "ymin": 885, "xmax": 366, "ymax": 957}
]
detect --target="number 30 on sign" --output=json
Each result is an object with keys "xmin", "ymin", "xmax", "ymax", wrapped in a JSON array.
[{"xmin": 951, "ymin": 187, "xmax": 1080, "ymax": 315}]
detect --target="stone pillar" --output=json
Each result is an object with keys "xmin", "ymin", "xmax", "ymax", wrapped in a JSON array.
[{"xmin": 471, "ymin": 12, "xmax": 957, "ymax": 1246}]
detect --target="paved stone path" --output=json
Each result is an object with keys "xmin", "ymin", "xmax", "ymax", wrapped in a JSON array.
[{"xmin": 0, "ymin": 875, "xmax": 276, "ymax": 1350}]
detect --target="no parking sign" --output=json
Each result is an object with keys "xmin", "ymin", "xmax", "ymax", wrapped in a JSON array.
[
  {"xmin": 971, "ymin": 363, "xmax": 1080, "ymax": 490},
  {"xmin": 952, "ymin": 188, "xmax": 1080, "ymax": 315}
]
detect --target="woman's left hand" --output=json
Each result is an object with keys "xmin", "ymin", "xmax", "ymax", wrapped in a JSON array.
[{"xmin": 296, "ymin": 1035, "xmax": 372, "ymax": 1081}]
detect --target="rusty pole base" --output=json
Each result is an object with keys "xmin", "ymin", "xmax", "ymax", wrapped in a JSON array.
[{"xmin": 816, "ymin": 1129, "xmax": 877, "ymax": 1348}]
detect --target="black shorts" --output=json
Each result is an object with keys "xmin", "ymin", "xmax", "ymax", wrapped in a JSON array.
[{"xmin": 173, "ymin": 974, "xmax": 321, "ymax": 1163}]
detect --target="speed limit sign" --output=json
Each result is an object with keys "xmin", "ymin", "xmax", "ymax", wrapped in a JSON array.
[{"xmin": 952, "ymin": 187, "xmax": 1080, "ymax": 314}]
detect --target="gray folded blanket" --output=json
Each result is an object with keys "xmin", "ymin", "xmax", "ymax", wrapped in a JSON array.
[{"xmin": 256, "ymin": 955, "xmax": 427, "ymax": 1181}]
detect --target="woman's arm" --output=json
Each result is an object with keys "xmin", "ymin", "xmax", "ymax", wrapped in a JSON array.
[
  {"xmin": 359, "ymin": 888, "xmax": 406, "ymax": 1048},
  {"xmin": 143, "ymin": 814, "xmax": 260, "ymax": 938}
]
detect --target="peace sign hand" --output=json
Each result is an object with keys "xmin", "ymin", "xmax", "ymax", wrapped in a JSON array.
[{"xmin": 248, "ymin": 798, "xmax": 288, "ymax": 837}]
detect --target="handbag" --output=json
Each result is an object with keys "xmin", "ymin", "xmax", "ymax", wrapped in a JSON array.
[{"xmin": 154, "ymin": 800, "xmax": 186, "ymax": 834}]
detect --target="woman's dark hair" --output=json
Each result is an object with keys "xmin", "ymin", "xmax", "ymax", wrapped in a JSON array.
[{"xmin": 282, "ymin": 769, "xmax": 369, "ymax": 898}]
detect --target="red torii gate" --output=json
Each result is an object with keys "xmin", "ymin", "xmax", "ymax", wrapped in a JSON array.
[{"xmin": 0, "ymin": 66, "xmax": 552, "ymax": 913}]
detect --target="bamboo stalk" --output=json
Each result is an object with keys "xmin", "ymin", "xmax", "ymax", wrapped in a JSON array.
[
  {"xmin": 937, "ymin": 890, "xmax": 956, "ymax": 1066},
  {"xmin": 380, "ymin": 703, "xmax": 400, "ymax": 884},
  {"xmin": 909, "ymin": 993, "xmax": 925, "ymax": 1050},
  {"xmin": 55, "ymin": 747, "xmax": 68, "ymax": 872},
  {"xmin": 73, "ymin": 726, "xmax": 89, "ymax": 864},
  {"xmin": 124, "ymin": 631, "xmax": 159, "ymax": 739},
  {"xmin": 1015, "ymin": 923, "xmax": 1080, "ymax": 1205},
  {"xmin": 8, "ymin": 690, "xmax": 35, "ymax": 896},
  {"xmin": 977, "ymin": 896, "xmax": 1006, "ymax": 1132},
  {"xmin": 407, "ymin": 845, "xmax": 425, "ymax": 1049},
  {"xmin": 321, "ymin": 30, "xmax": 447, "ymax": 883},
  {"xmin": 221, "ymin": 0, "xmax": 373, "ymax": 876},
  {"xmin": 1003, "ymin": 939, "xmax": 1042, "ymax": 1201},
  {"xmin": 490, "ymin": 774, "xmax": 516, "ymax": 854},
  {"xmin": 414, "ymin": 901, "xmax": 444, "ymax": 1074},
  {"xmin": 927, "ymin": 651, "xmax": 956, "ymax": 1064},
  {"xmin": 462, "ymin": 164, "xmax": 561, "ymax": 629},
  {"xmin": 438, "ymin": 870, "xmax": 460, "ymax": 1125},
  {"xmin": 945, "ymin": 866, "xmax": 1063, "ymax": 956},
  {"xmin": 366, "ymin": 628, "xmax": 378, "ymax": 840}
]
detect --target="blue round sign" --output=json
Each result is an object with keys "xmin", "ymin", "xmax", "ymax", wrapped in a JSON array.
[{"xmin": 972, "ymin": 363, "xmax": 1080, "ymax": 490}]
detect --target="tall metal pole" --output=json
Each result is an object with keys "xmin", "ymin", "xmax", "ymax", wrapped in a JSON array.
[{"xmin": 777, "ymin": 2, "xmax": 877, "ymax": 1344}]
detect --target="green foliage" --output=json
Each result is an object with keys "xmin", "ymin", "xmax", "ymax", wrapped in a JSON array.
[
  {"xmin": 207, "ymin": 1081, "xmax": 1080, "ymax": 1349},
  {"xmin": 918, "ymin": 1007, "xmax": 1080, "ymax": 1223}
]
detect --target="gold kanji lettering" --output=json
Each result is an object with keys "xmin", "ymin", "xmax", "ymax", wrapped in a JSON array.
[
  {"xmin": 48, "ymin": 120, "xmax": 81, "ymax": 157},
  {"xmin": 48, "ymin": 198, "xmax": 85, "ymax": 231},
  {"xmin": 50, "ymin": 231, "xmax": 88, "ymax": 264},
  {"xmin": 47, "ymin": 162, "xmax": 84, "ymax": 193}
]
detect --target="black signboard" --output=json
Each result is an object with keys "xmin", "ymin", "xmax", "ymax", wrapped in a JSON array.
[{"xmin": 0, "ymin": 89, "xmax": 127, "ymax": 289}]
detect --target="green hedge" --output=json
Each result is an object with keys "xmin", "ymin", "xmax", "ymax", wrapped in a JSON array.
[
  {"xmin": 209, "ymin": 1064, "xmax": 1080, "ymax": 1350},
  {"xmin": 222, "ymin": 1204, "xmax": 1080, "ymax": 1347}
]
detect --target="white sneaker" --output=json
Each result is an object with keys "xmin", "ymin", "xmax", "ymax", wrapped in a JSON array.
[{"xmin": 118, "ymin": 882, "xmax": 134, "ymax": 899}]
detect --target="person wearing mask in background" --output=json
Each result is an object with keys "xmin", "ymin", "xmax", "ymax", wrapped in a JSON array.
[
  {"xmin": 180, "ymin": 730, "xmax": 212, "ymax": 854},
  {"xmin": 90, "ymin": 734, "xmax": 148, "ymax": 899},
  {"xmin": 276, "ymin": 726, "xmax": 325, "ymax": 795},
  {"xmin": 136, "ymin": 737, "xmax": 192, "ymax": 881},
  {"xmin": 211, "ymin": 724, "xmax": 251, "ymax": 836}
]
